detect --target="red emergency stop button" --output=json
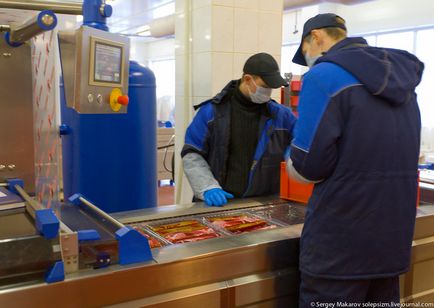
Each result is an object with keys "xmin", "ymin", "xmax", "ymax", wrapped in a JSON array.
[{"xmin": 117, "ymin": 95, "xmax": 129, "ymax": 106}]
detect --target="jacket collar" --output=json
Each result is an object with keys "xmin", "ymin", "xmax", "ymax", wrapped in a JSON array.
[{"xmin": 212, "ymin": 79, "xmax": 273, "ymax": 118}]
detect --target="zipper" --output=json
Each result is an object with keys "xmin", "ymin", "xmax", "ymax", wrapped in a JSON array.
[
  {"xmin": 251, "ymin": 160, "xmax": 258, "ymax": 171},
  {"xmin": 242, "ymin": 158, "xmax": 260, "ymax": 197},
  {"xmin": 242, "ymin": 120, "xmax": 274, "ymax": 197}
]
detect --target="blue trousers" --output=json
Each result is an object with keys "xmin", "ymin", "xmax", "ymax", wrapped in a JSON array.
[{"xmin": 299, "ymin": 272, "xmax": 400, "ymax": 308}]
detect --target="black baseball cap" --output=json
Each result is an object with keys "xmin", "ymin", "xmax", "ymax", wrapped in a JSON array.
[
  {"xmin": 243, "ymin": 53, "xmax": 288, "ymax": 88},
  {"xmin": 292, "ymin": 13, "xmax": 347, "ymax": 66}
]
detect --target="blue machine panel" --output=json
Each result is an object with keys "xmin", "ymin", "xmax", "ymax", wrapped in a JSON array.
[{"xmin": 60, "ymin": 61, "xmax": 157, "ymax": 213}]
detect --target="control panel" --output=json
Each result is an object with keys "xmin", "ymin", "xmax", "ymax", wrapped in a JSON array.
[{"xmin": 59, "ymin": 26, "xmax": 130, "ymax": 114}]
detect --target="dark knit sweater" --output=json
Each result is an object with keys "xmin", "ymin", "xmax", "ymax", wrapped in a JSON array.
[{"xmin": 222, "ymin": 84, "xmax": 264, "ymax": 197}]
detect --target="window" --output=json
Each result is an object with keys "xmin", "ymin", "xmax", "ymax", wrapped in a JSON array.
[
  {"xmin": 359, "ymin": 28, "xmax": 434, "ymax": 149},
  {"xmin": 376, "ymin": 31, "xmax": 415, "ymax": 53},
  {"xmin": 415, "ymin": 28, "xmax": 434, "ymax": 129},
  {"xmin": 149, "ymin": 59, "xmax": 175, "ymax": 125},
  {"xmin": 281, "ymin": 45, "xmax": 307, "ymax": 76},
  {"xmin": 363, "ymin": 35, "xmax": 377, "ymax": 47},
  {"xmin": 415, "ymin": 28, "xmax": 434, "ymax": 151},
  {"xmin": 282, "ymin": 26, "xmax": 434, "ymax": 151}
]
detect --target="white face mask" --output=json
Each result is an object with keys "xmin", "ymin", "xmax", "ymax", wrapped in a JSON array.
[
  {"xmin": 248, "ymin": 78, "xmax": 272, "ymax": 104},
  {"xmin": 304, "ymin": 53, "xmax": 321, "ymax": 68},
  {"xmin": 303, "ymin": 38, "xmax": 323, "ymax": 68}
]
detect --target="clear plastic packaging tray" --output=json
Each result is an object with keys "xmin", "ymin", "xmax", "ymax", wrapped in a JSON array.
[
  {"xmin": 248, "ymin": 204, "xmax": 305, "ymax": 226},
  {"xmin": 143, "ymin": 217, "xmax": 224, "ymax": 244},
  {"xmin": 130, "ymin": 224, "xmax": 171, "ymax": 249},
  {"xmin": 202, "ymin": 211, "xmax": 285, "ymax": 235}
]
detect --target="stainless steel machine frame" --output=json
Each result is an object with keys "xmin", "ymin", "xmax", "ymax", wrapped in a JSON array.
[
  {"xmin": 0, "ymin": 38, "xmax": 35, "ymax": 192},
  {"xmin": 58, "ymin": 26, "xmax": 130, "ymax": 114},
  {"xmin": 0, "ymin": 198, "xmax": 304, "ymax": 307},
  {"xmin": 0, "ymin": 198, "xmax": 433, "ymax": 307},
  {"xmin": 0, "ymin": 1, "xmax": 82, "ymax": 15}
]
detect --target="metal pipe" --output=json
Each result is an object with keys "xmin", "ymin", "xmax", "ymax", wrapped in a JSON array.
[
  {"xmin": 7, "ymin": 9, "xmax": 57, "ymax": 44},
  {"xmin": 78, "ymin": 196, "xmax": 125, "ymax": 229},
  {"xmin": 14, "ymin": 184, "xmax": 43, "ymax": 219},
  {"xmin": 0, "ymin": 0, "xmax": 82, "ymax": 15}
]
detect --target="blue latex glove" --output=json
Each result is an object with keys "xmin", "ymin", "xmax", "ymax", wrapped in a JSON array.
[{"xmin": 203, "ymin": 188, "xmax": 234, "ymax": 207}]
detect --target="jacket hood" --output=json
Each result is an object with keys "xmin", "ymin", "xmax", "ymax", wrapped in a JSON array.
[{"xmin": 317, "ymin": 37, "xmax": 424, "ymax": 106}]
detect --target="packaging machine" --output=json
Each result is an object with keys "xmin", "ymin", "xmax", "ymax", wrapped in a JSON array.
[
  {"xmin": 0, "ymin": 198, "xmax": 305, "ymax": 307},
  {"xmin": 1, "ymin": 198, "xmax": 433, "ymax": 307}
]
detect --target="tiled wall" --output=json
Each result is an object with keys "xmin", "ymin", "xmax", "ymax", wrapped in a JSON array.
[
  {"xmin": 174, "ymin": 0, "xmax": 284, "ymax": 203},
  {"xmin": 189, "ymin": 0, "xmax": 283, "ymax": 99}
]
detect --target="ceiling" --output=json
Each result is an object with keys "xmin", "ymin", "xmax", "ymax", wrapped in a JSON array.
[
  {"xmin": 283, "ymin": 0, "xmax": 374, "ymax": 10},
  {"xmin": 0, "ymin": 0, "xmax": 173, "ymax": 38},
  {"xmin": 0, "ymin": 0, "xmax": 374, "ymax": 36},
  {"xmin": 108, "ymin": 0, "xmax": 173, "ymax": 34}
]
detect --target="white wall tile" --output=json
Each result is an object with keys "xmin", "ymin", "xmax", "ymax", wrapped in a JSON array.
[
  {"xmin": 174, "ymin": 41, "xmax": 184, "ymax": 56},
  {"xmin": 175, "ymin": 54, "xmax": 185, "ymax": 96},
  {"xmin": 232, "ymin": 52, "xmax": 250, "ymax": 79},
  {"xmin": 234, "ymin": 0, "xmax": 258, "ymax": 9},
  {"xmin": 211, "ymin": 52, "xmax": 234, "ymax": 94},
  {"xmin": 175, "ymin": 0, "xmax": 186, "ymax": 13},
  {"xmin": 175, "ymin": 13, "xmax": 187, "ymax": 56},
  {"xmin": 193, "ymin": 0, "xmax": 211, "ymax": 10},
  {"xmin": 192, "ymin": 52, "xmax": 213, "ymax": 97},
  {"xmin": 259, "ymin": 0, "xmax": 283, "ymax": 12},
  {"xmin": 211, "ymin": 6, "xmax": 234, "ymax": 52},
  {"xmin": 192, "ymin": 6, "xmax": 212, "ymax": 53},
  {"xmin": 258, "ymin": 12, "xmax": 282, "ymax": 55},
  {"xmin": 234, "ymin": 8, "xmax": 258, "ymax": 53},
  {"xmin": 212, "ymin": 0, "xmax": 234, "ymax": 6}
]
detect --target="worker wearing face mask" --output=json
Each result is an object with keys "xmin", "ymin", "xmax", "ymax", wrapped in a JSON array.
[
  {"xmin": 182, "ymin": 53, "xmax": 296, "ymax": 206},
  {"xmin": 286, "ymin": 13, "xmax": 424, "ymax": 306}
]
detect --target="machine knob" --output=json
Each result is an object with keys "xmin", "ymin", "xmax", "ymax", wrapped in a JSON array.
[
  {"xmin": 117, "ymin": 95, "xmax": 129, "ymax": 106},
  {"xmin": 100, "ymin": 4, "xmax": 113, "ymax": 18},
  {"xmin": 109, "ymin": 88, "xmax": 127, "ymax": 112},
  {"xmin": 59, "ymin": 124, "xmax": 70, "ymax": 136}
]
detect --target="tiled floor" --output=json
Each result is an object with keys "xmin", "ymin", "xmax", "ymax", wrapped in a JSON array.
[{"xmin": 158, "ymin": 184, "xmax": 175, "ymax": 206}]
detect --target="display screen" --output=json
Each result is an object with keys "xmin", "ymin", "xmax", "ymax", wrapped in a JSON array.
[{"xmin": 93, "ymin": 41, "xmax": 123, "ymax": 84}]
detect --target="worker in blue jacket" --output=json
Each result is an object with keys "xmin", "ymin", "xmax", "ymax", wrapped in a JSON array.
[
  {"xmin": 182, "ymin": 53, "xmax": 296, "ymax": 206},
  {"xmin": 286, "ymin": 13, "xmax": 424, "ymax": 306}
]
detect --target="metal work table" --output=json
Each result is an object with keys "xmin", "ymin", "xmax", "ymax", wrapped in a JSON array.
[
  {"xmin": 0, "ymin": 197, "xmax": 433, "ymax": 307},
  {"xmin": 0, "ymin": 197, "xmax": 305, "ymax": 307}
]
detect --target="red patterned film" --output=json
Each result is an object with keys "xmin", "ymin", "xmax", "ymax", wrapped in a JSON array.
[{"xmin": 31, "ymin": 31, "xmax": 61, "ymax": 210}]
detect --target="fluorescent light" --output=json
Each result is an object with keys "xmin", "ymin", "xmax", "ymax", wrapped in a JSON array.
[
  {"xmin": 136, "ymin": 24, "xmax": 151, "ymax": 36},
  {"xmin": 137, "ymin": 30, "xmax": 151, "ymax": 36},
  {"xmin": 136, "ymin": 25, "xmax": 150, "ymax": 33}
]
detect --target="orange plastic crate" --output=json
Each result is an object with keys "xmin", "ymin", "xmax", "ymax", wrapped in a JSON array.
[
  {"xmin": 291, "ymin": 80, "xmax": 302, "ymax": 91},
  {"xmin": 280, "ymin": 162, "xmax": 313, "ymax": 204},
  {"xmin": 290, "ymin": 96, "xmax": 299, "ymax": 107}
]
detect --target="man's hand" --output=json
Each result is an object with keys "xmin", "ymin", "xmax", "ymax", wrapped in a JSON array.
[{"xmin": 203, "ymin": 188, "xmax": 234, "ymax": 207}]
